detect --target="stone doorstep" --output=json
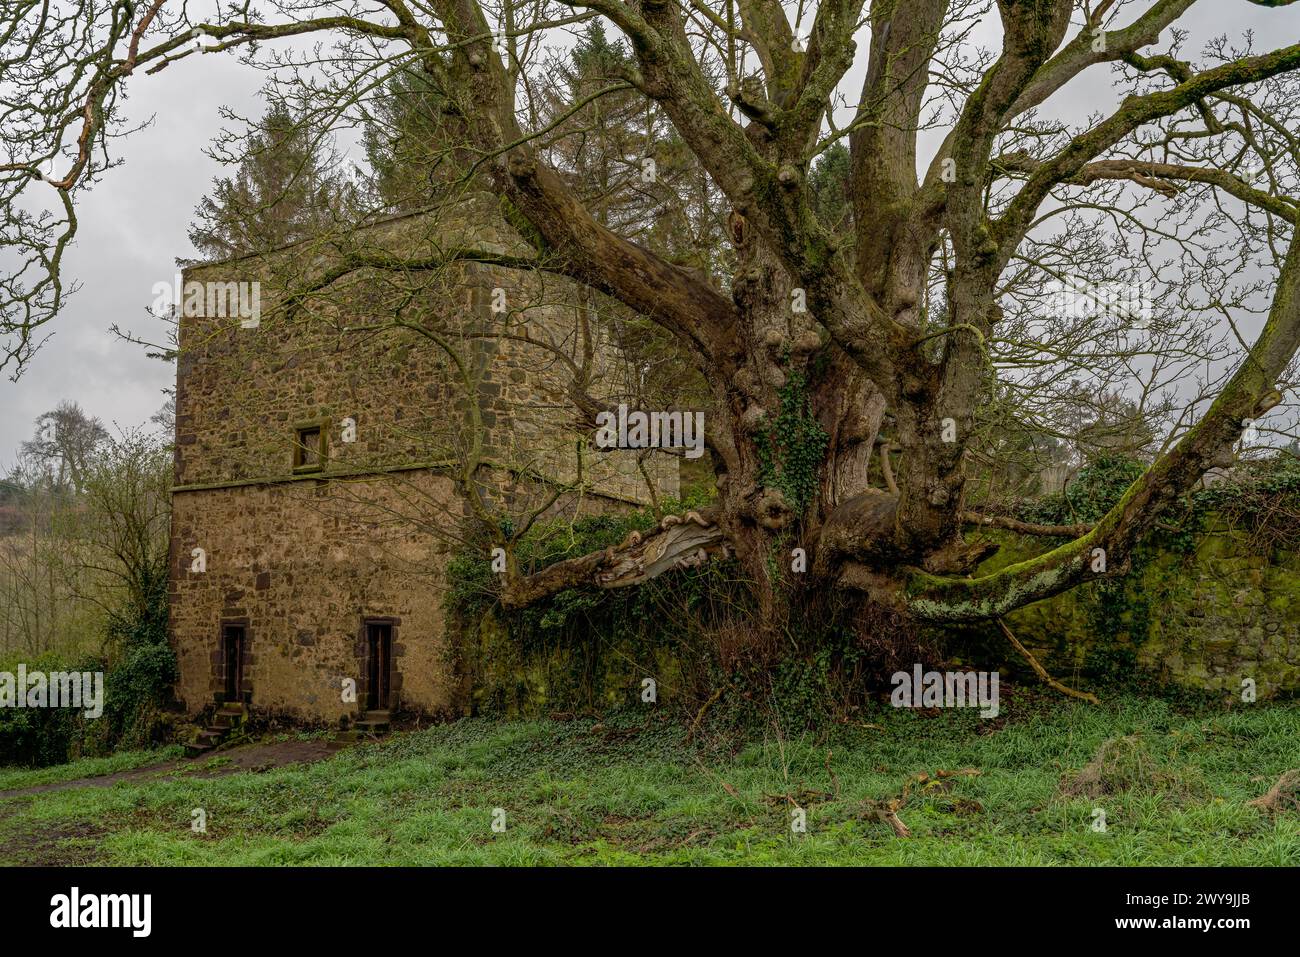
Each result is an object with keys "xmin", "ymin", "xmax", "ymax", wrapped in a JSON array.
[
  {"xmin": 184, "ymin": 701, "xmax": 250, "ymax": 758},
  {"xmin": 328, "ymin": 709, "xmax": 392, "ymax": 748}
]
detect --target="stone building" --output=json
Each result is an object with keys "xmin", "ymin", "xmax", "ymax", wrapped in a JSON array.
[{"xmin": 167, "ymin": 194, "xmax": 674, "ymax": 723}]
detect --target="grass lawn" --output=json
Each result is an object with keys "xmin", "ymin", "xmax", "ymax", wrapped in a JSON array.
[
  {"xmin": 0, "ymin": 746, "xmax": 186, "ymax": 793},
  {"xmin": 1, "ymin": 691, "xmax": 1297, "ymax": 865}
]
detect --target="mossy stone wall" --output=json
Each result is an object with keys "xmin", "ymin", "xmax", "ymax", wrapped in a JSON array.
[
  {"xmin": 971, "ymin": 519, "xmax": 1300, "ymax": 697},
  {"xmin": 456, "ymin": 512, "xmax": 1300, "ymax": 716}
]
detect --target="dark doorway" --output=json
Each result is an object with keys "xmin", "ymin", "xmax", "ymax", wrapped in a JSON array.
[
  {"xmin": 222, "ymin": 624, "xmax": 245, "ymax": 701},
  {"xmin": 366, "ymin": 622, "xmax": 392, "ymax": 711}
]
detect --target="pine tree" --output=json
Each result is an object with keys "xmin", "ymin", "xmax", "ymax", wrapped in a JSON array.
[{"xmin": 187, "ymin": 104, "xmax": 357, "ymax": 261}]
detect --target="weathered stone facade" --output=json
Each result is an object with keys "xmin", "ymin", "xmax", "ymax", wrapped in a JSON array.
[
  {"xmin": 966, "ymin": 522, "xmax": 1300, "ymax": 698},
  {"xmin": 168, "ymin": 195, "xmax": 675, "ymax": 722}
]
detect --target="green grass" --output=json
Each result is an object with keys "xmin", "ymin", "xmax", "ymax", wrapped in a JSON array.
[
  {"xmin": 0, "ymin": 692, "xmax": 1297, "ymax": 865},
  {"xmin": 0, "ymin": 745, "xmax": 185, "ymax": 792}
]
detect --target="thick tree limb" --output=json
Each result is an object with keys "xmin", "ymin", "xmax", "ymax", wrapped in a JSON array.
[
  {"xmin": 906, "ymin": 226, "xmax": 1300, "ymax": 622},
  {"xmin": 496, "ymin": 154, "xmax": 745, "ymax": 371},
  {"xmin": 850, "ymin": 0, "xmax": 947, "ymax": 301},
  {"xmin": 499, "ymin": 508, "xmax": 726, "ymax": 608},
  {"xmin": 889, "ymin": 2, "xmax": 1074, "ymax": 560},
  {"xmin": 425, "ymin": 0, "xmax": 746, "ymax": 374}
]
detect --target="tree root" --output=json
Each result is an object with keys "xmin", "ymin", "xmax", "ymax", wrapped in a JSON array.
[
  {"xmin": 997, "ymin": 617, "xmax": 1099, "ymax": 705},
  {"xmin": 1247, "ymin": 769, "xmax": 1300, "ymax": 816}
]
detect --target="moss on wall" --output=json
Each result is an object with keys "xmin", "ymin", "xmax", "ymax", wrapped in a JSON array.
[
  {"xmin": 455, "ymin": 606, "xmax": 692, "ymax": 717},
  {"xmin": 452, "ymin": 461, "xmax": 1300, "ymax": 713},
  {"xmin": 447, "ymin": 489, "xmax": 730, "ymax": 718},
  {"xmin": 965, "ymin": 514, "xmax": 1300, "ymax": 698}
]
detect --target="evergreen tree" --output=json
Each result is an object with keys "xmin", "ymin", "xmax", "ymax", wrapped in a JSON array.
[
  {"xmin": 362, "ymin": 69, "xmax": 471, "ymax": 211},
  {"xmin": 808, "ymin": 141, "xmax": 854, "ymax": 239},
  {"xmin": 188, "ymin": 104, "xmax": 357, "ymax": 261},
  {"xmin": 538, "ymin": 23, "xmax": 726, "ymax": 277}
]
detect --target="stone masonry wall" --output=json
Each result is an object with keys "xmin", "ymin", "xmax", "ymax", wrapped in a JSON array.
[
  {"xmin": 169, "ymin": 473, "xmax": 461, "ymax": 720},
  {"xmin": 169, "ymin": 194, "xmax": 677, "ymax": 720},
  {"xmin": 173, "ymin": 195, "xmax": 675, "ymax": 501},
  {"xmin": 450, "ymin": 516, "xmax": 1300, "ymax": 718},
  {"xmin": 964, "ymin": 521, "xmax": 1300, "ymax": 698}
]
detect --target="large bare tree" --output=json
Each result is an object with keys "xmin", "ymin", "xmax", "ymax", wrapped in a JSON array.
[{"xmin": 4, "ymin": 0, "xmax": 1300, "ymax": 644}]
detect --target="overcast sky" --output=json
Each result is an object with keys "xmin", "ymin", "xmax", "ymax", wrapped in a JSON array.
[
  {"xmin": 1, "ymin": 1, "xmax": 1293, "ymax": 466},
  {"xmin": 2, "ymin": 50, "xmax": 261, "ymax": 465}
]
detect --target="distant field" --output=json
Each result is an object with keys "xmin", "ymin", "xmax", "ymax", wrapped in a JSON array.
[{"xmin": 0, "ymin": 692, "xmax": 1297, "ymax": 865}]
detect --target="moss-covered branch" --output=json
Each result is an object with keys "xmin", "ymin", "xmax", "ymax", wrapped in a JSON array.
[{"xmin": 905, "ymin": 226, "xmax": 1300, "ymax": 622}]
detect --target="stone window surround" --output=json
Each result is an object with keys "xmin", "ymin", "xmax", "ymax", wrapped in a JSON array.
[{"xmin": 292, "ymin": 417, "xmax": 330, "ymax": 474}]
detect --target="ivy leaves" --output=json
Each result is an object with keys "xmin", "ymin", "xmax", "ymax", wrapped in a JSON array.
[
  {"xmin": 755, "ymin": 372, "xmax": 829, "ymax": 515},
  {"xmin": 1020, "ymin": 455, "xmax": 1146, "ymax": 527}
]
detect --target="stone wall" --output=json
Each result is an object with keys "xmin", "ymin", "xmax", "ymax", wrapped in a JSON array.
[
  {"xmin": 173, "ymin": 194, "xmax": 675, "ymax": 502},
  {"xmin": 169, "ymin": 473, "xmax": 461, "ymax": 720},
  {"xmin": 450, "ymin": 513, "xmax": 1300, "ymax": 717},
  {"xmin": 168, "ymin": 195, "xmax": 677, "ymax": 720},
  {"xmin": 965, "ymin": 520, "xmax": 1300, "ymax": 698}
]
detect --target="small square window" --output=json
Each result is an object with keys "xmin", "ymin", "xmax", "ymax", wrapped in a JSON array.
[{"xmin": 293, "ymin": 423, "xmax": 327, "ymax": 472}]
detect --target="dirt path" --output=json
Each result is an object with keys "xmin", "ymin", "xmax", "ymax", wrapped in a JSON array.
[
  {"xmin": 0, "ymin": 739, "xmax": 343, "ymax": 865},
  {"xmin": 0, "ymin": 738, "xmax": 339, "ymax": 800}
]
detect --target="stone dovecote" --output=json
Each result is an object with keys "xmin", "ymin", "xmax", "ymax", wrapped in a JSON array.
[{"xmin": 167, "ymin": 194, "xmax": 677, "ymax": 722}]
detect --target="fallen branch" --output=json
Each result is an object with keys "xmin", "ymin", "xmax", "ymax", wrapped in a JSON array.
[
  {"xmin": 689, "ymin": 685, "xmax": 726, "ymax": 740},
  {"xmin": 861, "ymin": 799, "xmax": 912, "ymax": 838},
  {"xmin": 825, "ymin": 749, "xmax": 841, "ymax": 800},
  {"xmin": 963, "ymin": 511, "xmax": 1092, "ymax": 537},
  {"xmin": 997, "ymin": 618, "xmax": 1099, "ymax": 705},
  {"xmin": 860, "ymin": 768, "xmax": 984, "ymax": 839},
  {"xmin": 692, "ymin": 754, "xmax": 741, "ymax": 800}
]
